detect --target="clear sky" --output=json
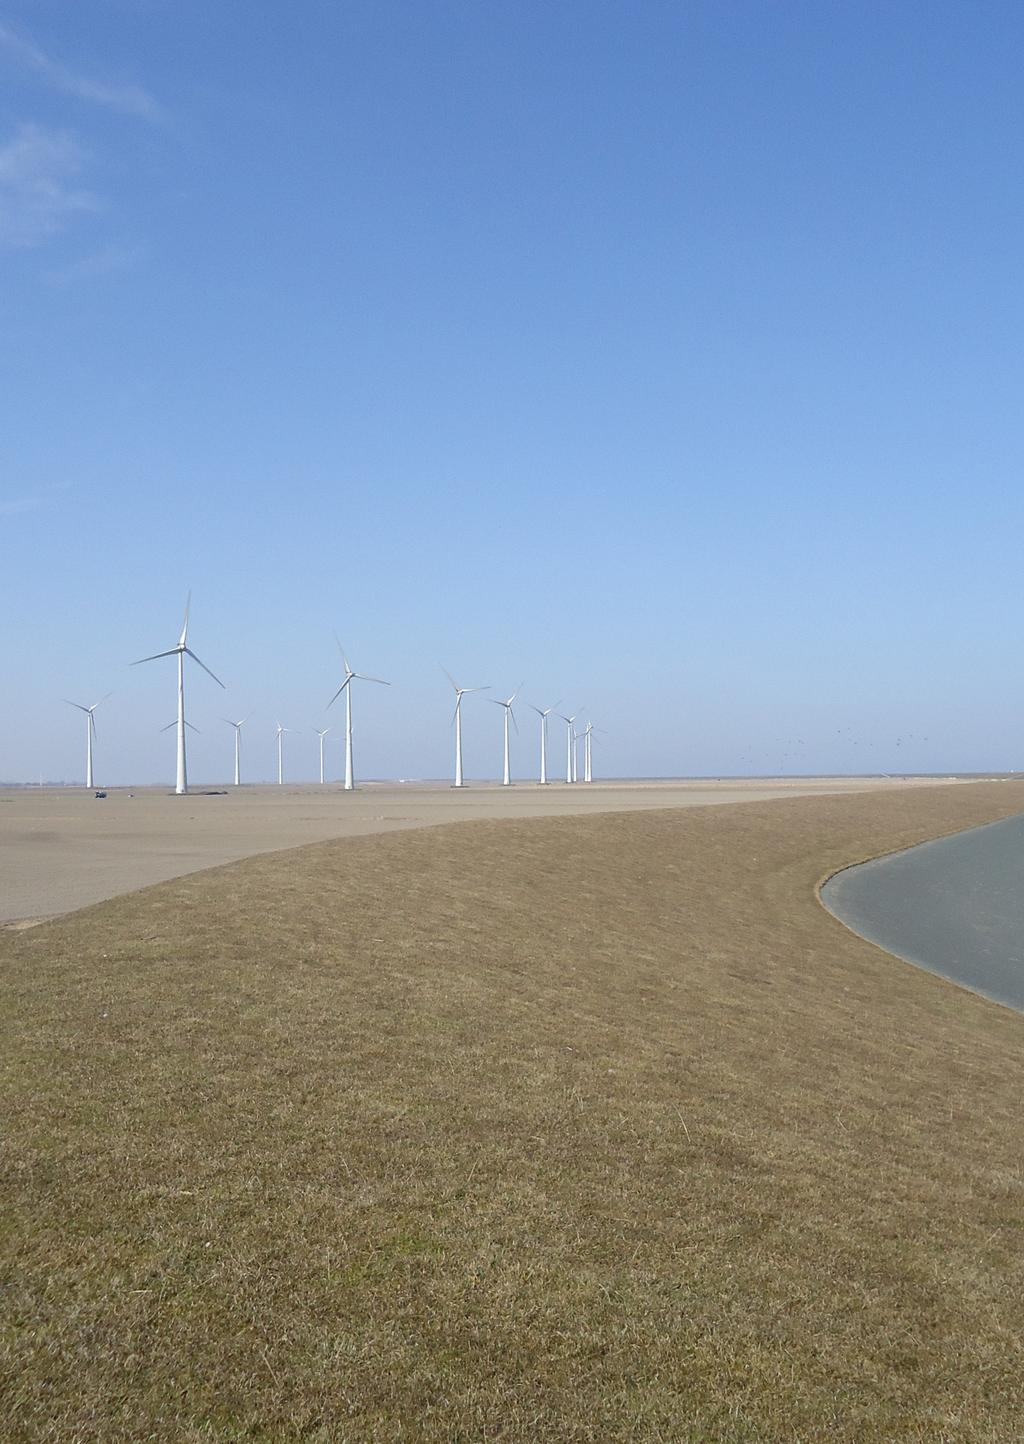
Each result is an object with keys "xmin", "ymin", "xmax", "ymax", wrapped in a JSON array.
[{"xmin": 3, "ymin": 1, "xmax": 1023, "ymax": 785}]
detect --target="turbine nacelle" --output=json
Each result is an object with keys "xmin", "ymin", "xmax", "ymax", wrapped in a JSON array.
[
  {"xmin": 327, "ymin": 639, "xmax": 390, "ymax": 709},
  {"xmin": 64, "ymin": 693, "xmax": 110, "ymax": 735},
  {"xmin": 490, "ymin": 682, "xmax": 524, "ymax": 735}
]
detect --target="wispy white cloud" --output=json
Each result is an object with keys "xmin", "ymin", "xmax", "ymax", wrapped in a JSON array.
[
  {"xmin": 0, "ymin": 21, "xmax": 161, "ymax": 120},
  {"xmin": 0, "ymin": 122, "xmax": 98, "ymax": 248},
  {"xmin": 45, "ymin": 240, "xmax": 138, "ymax": 285}
]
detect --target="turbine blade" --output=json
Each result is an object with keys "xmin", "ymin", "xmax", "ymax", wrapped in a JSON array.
[
  {"xmin": 178, "ymin": 590, "xmax": 191, "ymax": 648},
  {"xmin": 160, "ymin": 721, "xmax": 175, "ymax": 732},
  {"xmin": 92, "ymin": 692, "xmax": 113, "ymax": 710},
  {"xmin": 90, "ymin": 712, "xmax": 97, "ymax": 737},
  {"xmin": 131, "ymin": 648, "xmax": 179, "ymax": 665},
  {"xmin": 185, "ymin": 720, "xmax": 201, "ymax": 734},
  {"xmin": 354, "ymin": 673, "xmax": 389, "ymax": 686},
  {"xmin": 185, "ymin": 648, "xmax": 225, "ymax": 688},
  {"xmin": 63, "ymin": 699, "xmax": 89, "ymax": 713},
  {"xmin": 441, "ymin": 665, "xmax": 459, "ymax": 691},
  {"xmin": 326, "ymin": 676, "xmax": 351, "ymax": 709},
  {"xmin": 510, "ymin": 708, "xmax": 519, "ymax": 735}
]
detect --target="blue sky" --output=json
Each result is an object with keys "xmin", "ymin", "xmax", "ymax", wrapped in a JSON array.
[{"xmin": 3, "ymin": 1, "xmax": 1023, "ymax": 784}]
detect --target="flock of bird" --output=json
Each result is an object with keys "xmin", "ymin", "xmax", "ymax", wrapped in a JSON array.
[{"xmin": 64, "ymin": 597, "xmax": 600, "ymax": 795}]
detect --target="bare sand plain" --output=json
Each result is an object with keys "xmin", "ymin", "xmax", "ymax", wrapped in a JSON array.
[{"xmin": 0, "ymin": 774, "xmax": 974, "ymax": 925}]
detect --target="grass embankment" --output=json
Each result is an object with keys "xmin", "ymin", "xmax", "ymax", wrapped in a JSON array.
[{"xmin": 2, "ymin": 782, "xmax": 1024, "ymax": 1442}]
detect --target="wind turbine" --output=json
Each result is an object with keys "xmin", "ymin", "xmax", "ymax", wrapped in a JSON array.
[
  {"xmin": 326, "ymin": 640, "xmax": 390, "ymax": 791},
  {"xmin": 442, "ymin": 667, "xmax": 488, "ymax": 788},
  {"xmin": 528, "ymin": 700, "xmax": 560, "ymax": 785},
  {"xmin": 275, "ymin": 722, "xmax": 294, "ymax": 785},
  {"xmin": 314, "ymin": 726, "xmax": 332, "ymax": 785},
  {"xmin": 222, "ymin": 716, "xmax": 250, "ymax": 786},
  {"xmin": 490, "ymin": 684, "xmax": 523, "ymax": 786},
  {"xmin": 582, "ymin": 721, "xmax": 594, "ymax": 783},
  {"xmin": 558, "ymin": 710, "xmax": 583, "ymax": 784},
  {"xmin": 63, "ymin": 693, "xmax": 111, "ymax": 789},
  {"xmin": 132, "ymin": 594, "xmax": 223, "ymax": 795}
]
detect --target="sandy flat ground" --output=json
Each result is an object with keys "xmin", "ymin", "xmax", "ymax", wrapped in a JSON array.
[{"xmin": 0, "ymin": 774, "xmax": 972, "ymax": 925}]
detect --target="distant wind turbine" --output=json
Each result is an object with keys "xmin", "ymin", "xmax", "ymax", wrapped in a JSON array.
[
  {"xmin": 222, "ymin": 716, "xmax": 250, "ymax": 786},
  {"xmin": 581, "ymin": 721, "xmax": 594, "ymax": 783},
  {"xmin": 63, "ymin": 692, "xmax": 111, "ymax": 789},
  {"xmin": 326, "ymin": 640, "xmax": 390, "ymax": 791},
  {"xmin": 132, "ymin": 594, "xmax": 224, "ymax": 795},
  {"xmin": 442, "ymin": 667, "xmax": 489, "ymax": 788},
  {"xmin": 558, "ymin": 710, "xmax": 583, "ymax": 784},
  {"xmin": 528, "ymin": 700, "xmax": 560, "ymax": 785},
  {"xmin": 275, "ymin": 722, "xmax": 294, "ymax": 785},
  {"xmin": 314, "ymin": 726, "xmax": 332, "ymax": 785},
  {"xmin": 490, "ymin": 683, "xmax": 523, "ymax": 786}
]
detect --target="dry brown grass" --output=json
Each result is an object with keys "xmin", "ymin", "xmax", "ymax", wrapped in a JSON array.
[{"xmin": 2, "ymin": 782, "xmax": 1024, "ymax": 1442}]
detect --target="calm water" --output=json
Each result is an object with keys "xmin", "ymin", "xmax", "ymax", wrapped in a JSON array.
[{"xmin": 821, "ymin": 812, "xmax": 1024, "ymax": 1013}]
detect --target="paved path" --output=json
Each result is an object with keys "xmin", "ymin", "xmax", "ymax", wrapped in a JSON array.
[{"xmin": 822, "ymin": 811, "xmax": 1024, "ymax": 1012}]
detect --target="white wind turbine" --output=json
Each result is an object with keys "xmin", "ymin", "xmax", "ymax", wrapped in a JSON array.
[
  {"xmin": 442, "ymin": 667, "xmax": 489, "ymax": 788},
  {"xmin": 275, "ymin": 722, "xmax": 294, "ymax": 785},
  {"xmin": 314, "ymin": 726, "xmax": 332, "ymax": 785},
  {"xmin": 222, "ymin": 716, "xmax": 250, "ymax": 786},
  {"xmin": 490, "ymin": 684, "xmax": 523, "ymax": 786},
  {"xmin": 63, "ymin": 692, "xmax": 111, "ymax": 789},
  {"xmin": 132, "ymin": 595, "xmax": 224, "ymax": 795},
  {"xmin": 581, "ymin": 721, "xmax": 607, "ymax": 782},
  {"xmin": 327, "ymin": 640, "xmax": 390, "ymax": 791},
  {"xmin": 528, "ymin": 700, "xmax": 560, "ymax": 785},
  {"xmin": 558, "ymin": 709, "xmax": 583, "ymax": 784}
]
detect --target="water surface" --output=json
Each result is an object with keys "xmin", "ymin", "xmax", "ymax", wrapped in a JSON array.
[{"xmin": 822, "ymin": 812, "xmax": 1024, "ymax": 1012}]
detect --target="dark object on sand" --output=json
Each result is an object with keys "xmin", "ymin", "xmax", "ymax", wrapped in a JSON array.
[{"xmin": 94, "ymin": 791, "xmax": 107, "ymax": 799}]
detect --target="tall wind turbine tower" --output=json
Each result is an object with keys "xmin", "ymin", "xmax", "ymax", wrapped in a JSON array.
[
  {"xmin": 275, "ymin": 722, "xmax": 293, "ymax": 785},
  {"xmin": 314, "ymin": 727, "xmax": 332, "ymax": 785},
  {"xmin": 528, "ymin": 701, "xmax": 560, "ymax": 785},
  {"xmin": 222, "ymin": 716, "xmax": 249, "ymax": 786},
  {"xmin": 490, "ymin": 684, "xmax": 522, "ymax": 786},
  {"xmin": 582, "ymin": 721, "xmax": 594, "ymax": 783},
  {"xmin": 132, "ymin": 595, "xmax": 224, "ymax": 795},
  {"xmin": 327, "ymin": 641, "xmax": 390, "ymax": 791},
  {"xmin": 63, "ymin": 693, "xmax": 111, "ymax": 789},
  {"xmin": 558, "ymin": 710, "xmax": 582, "ymax": 784},
  {"xmin": 442, "ymin": 668, "xmax": 488, "ymax": 788}
]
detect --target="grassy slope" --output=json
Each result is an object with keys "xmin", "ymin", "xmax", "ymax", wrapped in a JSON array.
[{"xmin": 2, "ymin": 782, "xmax": 1024, "ymax": 1442}]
